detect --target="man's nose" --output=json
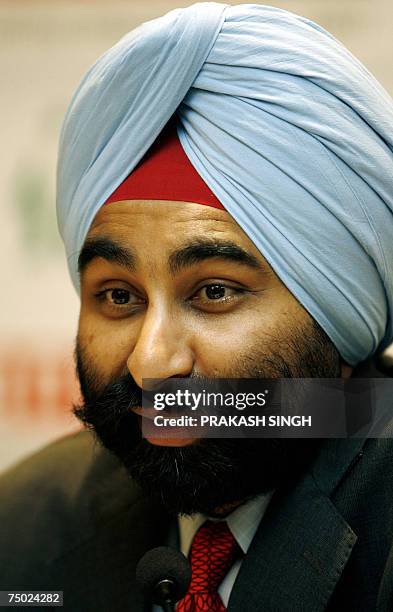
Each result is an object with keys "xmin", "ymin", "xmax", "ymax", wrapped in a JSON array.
[{"xmin": 127, "ymin": 305, "xmax": 194, "ymax": 388}]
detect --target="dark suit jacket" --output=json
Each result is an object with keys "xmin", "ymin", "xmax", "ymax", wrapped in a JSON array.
[{"xmin": 0, "ymin": 364, "xmax": 392, "ymax": 611}]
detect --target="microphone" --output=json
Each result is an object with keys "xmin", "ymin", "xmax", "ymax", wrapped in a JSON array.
[{"xmin": 136, "ymin": 546, "xmax": 191, "ymax": 612}]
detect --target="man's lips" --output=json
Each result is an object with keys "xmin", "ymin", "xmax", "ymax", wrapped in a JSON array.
[
  {"xmin": 131, "ymin": 406, "xmax": 198, "ymax": 447},
  {"xmin": 131, "ymin": 407, "xmax": 157, "ymax": 420},
  {"xmin": 131, "ymin": 407, "xmax": 185, "ymax": 420}
]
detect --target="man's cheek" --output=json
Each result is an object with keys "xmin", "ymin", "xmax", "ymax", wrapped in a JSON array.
[
  {"xmin": 78, "ymin": 326, "xmax": 132, "ymax": 386},
  {"xmin": 192, "ymin": 318, "xmax": 267, "ymax": 374},
  {"xmin": 192, "ymin": 334, "xmax": 238, "ymax": 376}
]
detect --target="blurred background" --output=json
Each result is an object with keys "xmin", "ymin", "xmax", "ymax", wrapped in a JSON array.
[{"xmin": 1, "ymin": 0, "xmax": 392, "ymax": 473}]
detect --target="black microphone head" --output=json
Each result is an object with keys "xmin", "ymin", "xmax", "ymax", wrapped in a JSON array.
[{"xmin": 136, "ymin": 546, "xmax": 191, "ymax": 604}]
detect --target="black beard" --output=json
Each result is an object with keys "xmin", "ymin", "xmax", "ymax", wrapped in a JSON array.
[{"xmin": 74, "ymin": 320, "xmax": 340, "ymax": 516}]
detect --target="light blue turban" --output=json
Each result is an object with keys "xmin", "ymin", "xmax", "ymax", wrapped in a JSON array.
[{"xmin": 57, "ymin": 2, "xmax": 393, "ymax": 367}]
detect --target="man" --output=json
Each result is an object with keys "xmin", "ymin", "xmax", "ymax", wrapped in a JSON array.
[{"xmin": 1, "ymin": 3, "xmax": 393, "ymax": 611}]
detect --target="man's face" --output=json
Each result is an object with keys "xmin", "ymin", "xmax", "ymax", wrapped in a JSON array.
[{"xmin": 75, "ymin": 200, "xmax": 342, "ymax": 515}]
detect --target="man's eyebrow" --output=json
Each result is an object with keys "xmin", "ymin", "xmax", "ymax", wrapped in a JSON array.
[
  {"xmin": 78, "ymin": 237, "xmax": 137, "ymax": 275},
  {"xmin": 77, "ymin": 237, "xmax": 266, "ymax": 277},
  {"xmin": 168, "ymin": 240, "xmax": 264, "ymax": 275}
]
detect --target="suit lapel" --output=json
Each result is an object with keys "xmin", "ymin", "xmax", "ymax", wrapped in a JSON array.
[{"xmin": 228, "ymin": 438, "xmax": 366, "ymax": 611}]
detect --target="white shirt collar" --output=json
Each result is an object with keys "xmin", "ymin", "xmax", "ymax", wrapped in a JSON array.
[{"xmin": 178, "ymin": 492, "xmax": 274, "ymax": 556}]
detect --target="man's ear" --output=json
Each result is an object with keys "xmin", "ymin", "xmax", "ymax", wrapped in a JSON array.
[{"xmin": 340, "ymin": 360, "xmax": 353, "ymax": 378}]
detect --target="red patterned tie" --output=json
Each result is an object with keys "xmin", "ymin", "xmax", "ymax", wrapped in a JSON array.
[{"xmin": 176, "ymin": 520, "xmax": 243, "ymax": 612}]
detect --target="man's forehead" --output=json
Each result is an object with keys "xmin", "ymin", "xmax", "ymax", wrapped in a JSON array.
[
  {"xmin": 80, "ymin": 199, "xmax": 273, "ymax": 277},
  {"xmin": 88, "ymin": 199, "xmax": 244, "ymax": 241}
]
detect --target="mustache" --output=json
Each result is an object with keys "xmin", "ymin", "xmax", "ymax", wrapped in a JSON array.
[
  {"xmin": 74, "ymin": 369, "xmax": 223, "ymax": 429},
  {"xmin": 74, "ymin": 373, "xmax": 142, "ymax": 429}
]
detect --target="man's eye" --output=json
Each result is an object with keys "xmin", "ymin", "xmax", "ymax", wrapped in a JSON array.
[
  {"xmin": 204, "ymin": 284, "xmax": 229, "ymax": 300},
  {"xmin": 93, "ymin": 286, "xmax": 146, "ymax": 319},
  {"xmin": 193, "ymin": 283, "xmax": 244, "ymax": 303},
  {"xmin": 106, "ymin": 289, "xmax": 130, "ymax": 305},
  {"xmin": 95, "ymin": 288, "xmax": 141, "ymax": 308}
]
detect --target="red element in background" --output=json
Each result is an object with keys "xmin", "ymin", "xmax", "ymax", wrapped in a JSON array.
[
  {"xmin": 25, "ymin": 362, "xmax": 41, "ymax": 416},
  {"xmin": 105, "ymin": 118, "xmax": 225, "ymax": 210},
  {"xmin": 1, "ymin": 351, "xmax": 80, "ymax": 419}
]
